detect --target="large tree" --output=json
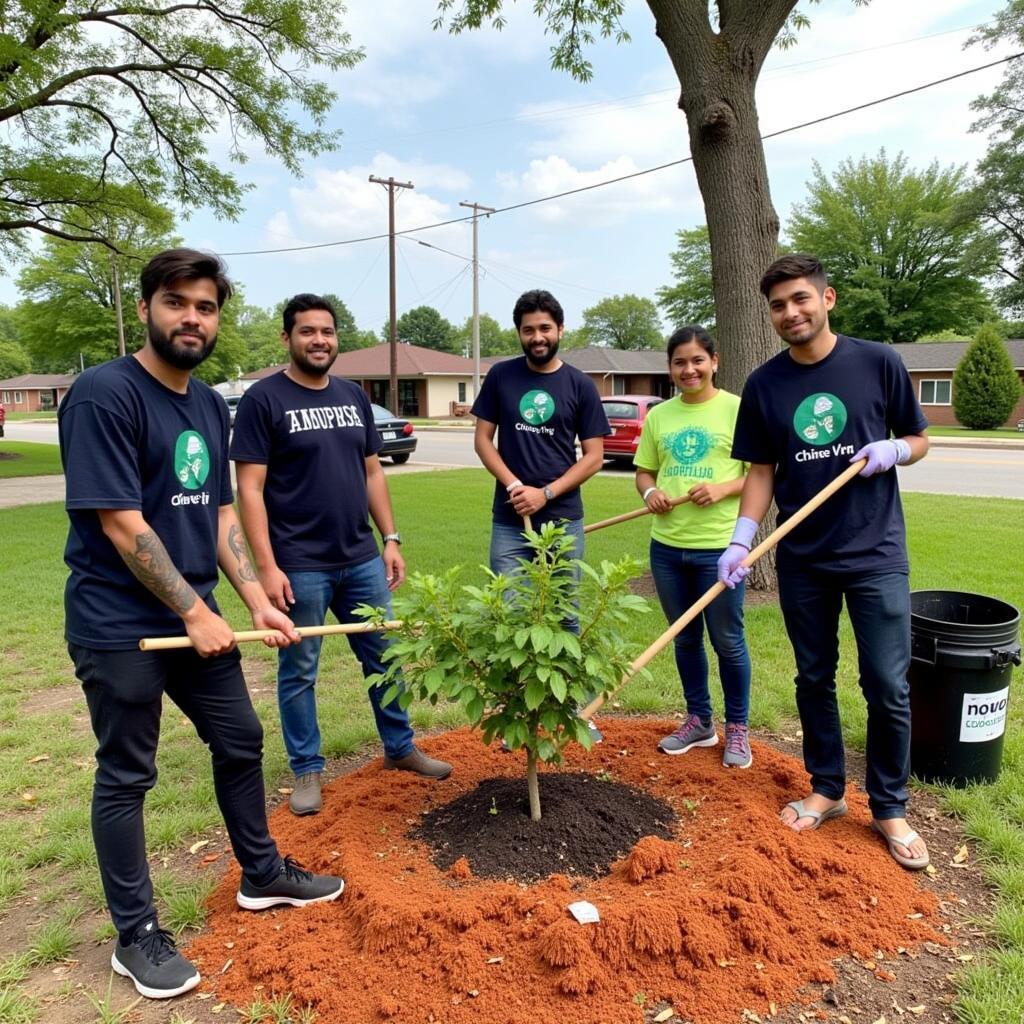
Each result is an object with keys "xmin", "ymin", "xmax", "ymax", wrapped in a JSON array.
[
  {"xmin": 788, "ymin": 151, "xmax": 997, "ymax": 343},
  {"xmin": 580, "ymin": 293, "xmax": 662, "ymax": 350},
  {"xmin": 453, "ymin": 313, "xmax": 520, "ymax": 357},
  {"xmin": 435, "ymin": 0, "xmax": 868, "ymax": 395},
  {"xmin": 969, "ymin": 2, "xmax": 1024, "ymax": 314},
  {"xmin": 388, "ymin": 305, "xmax": 456, "ymax": 352},
  {"xmin": 0, "ymin": 0, "xmax": 360, "ymax": 260},
  {"xmin": 657, "ymin": 225, "xmax": 715, "ymax": 332}
]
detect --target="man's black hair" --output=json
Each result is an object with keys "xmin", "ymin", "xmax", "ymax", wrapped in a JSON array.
[
  {"xmin": 282, "ymin": 293, "xmax": 338, "ymax": 335},
  {"xmin": 759, "ymin": 254, "xmax": 828, "ymax": 298},
  {"xmin": 140, "ymin": 248, "xmax": 233, "ymax": 307},
  {"xmin": 512, "ymin": 289, "xmax": 564, "ymax": 329}
]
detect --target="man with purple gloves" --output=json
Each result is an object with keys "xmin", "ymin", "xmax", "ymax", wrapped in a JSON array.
[{"xmin": 718, "ymin": 254, "xmax": 931, "ymax": 870}]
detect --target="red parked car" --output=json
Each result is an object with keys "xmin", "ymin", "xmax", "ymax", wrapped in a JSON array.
[
  {"xmin": 0, "ymin": 400, "xmax": 5, "ymax": 438},
  {"xmin": 601, "ymin": 395, "xmax": 663, "ymax": 465}
]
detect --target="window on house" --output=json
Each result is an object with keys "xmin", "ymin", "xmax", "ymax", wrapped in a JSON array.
[
  {"xmin": 919, "ymin": 379, "xmax": 951, "ymax": 405},
  {"xmin": 14, "ymin": 391, "xmax": 23, "ymax": 404},
  {"xmin": 613, "ymin": 376, "xmax": 628, "ymax": 395},
  {"xmin": 1, "ymin": 391, "xmax": 8, "ymax": 403},
  {"xmin": 458, "ymin": 382, "xmax": 467, "ymax": 403}
]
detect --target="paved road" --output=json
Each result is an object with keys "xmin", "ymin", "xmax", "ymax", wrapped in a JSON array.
[{"xmin": 5, "ymin": 421, "xmax": 1024, "ymax": 500}]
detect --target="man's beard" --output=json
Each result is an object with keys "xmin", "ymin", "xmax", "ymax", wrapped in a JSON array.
[
  {"xmin": 290, "ymin": 345, "xmax": 338, "ymax": 377},
  {"xmin": 522, "ymin": 338, "xmax": 560, "ymax": 366},
  {"xmin": 147, "ymin": 318, "xmax": 217, "ymax": 370}
]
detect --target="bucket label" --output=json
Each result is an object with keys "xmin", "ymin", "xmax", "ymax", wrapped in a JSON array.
[{"xmin": 959, "ymin": 687, "xmax": 1010, "ymax": 743}]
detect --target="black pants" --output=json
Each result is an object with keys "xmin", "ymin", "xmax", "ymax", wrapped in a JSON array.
[{"xmin": 69, "ymin": 644, "xmax": 282, "ymax": 936}]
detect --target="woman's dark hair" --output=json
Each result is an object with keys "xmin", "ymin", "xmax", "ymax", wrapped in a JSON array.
[
  {"xmin": 667, "ymin": 324, "xmax": 716, "ymax": 361},
  {"xmin": 139, "ymin": 248, "xmax": 233, "ymax": 307}
]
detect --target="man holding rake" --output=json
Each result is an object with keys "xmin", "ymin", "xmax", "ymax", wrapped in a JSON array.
[
  {"xmin": 60, "ymin": 250, "xmax": 343, "ymax": 1001},
  {"xmin": 719, "ymin": 253, "xmax": 931, "ymax": 871}
]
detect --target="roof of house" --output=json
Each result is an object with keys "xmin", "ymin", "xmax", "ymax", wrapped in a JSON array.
[
  {"xmin": 0, "ymin": 373, "xmax": 78, "ymax": 389},
  {"xmin": 244, "ymin": 342, "xmax": 478, "ymax": 381},
  {"xmin": 482, "ymin": 347, "xmax": 669, "ymax": 373},
  {"xmin": 893, "ymin": 338, "xmax": 1024, "ymax": 371}
]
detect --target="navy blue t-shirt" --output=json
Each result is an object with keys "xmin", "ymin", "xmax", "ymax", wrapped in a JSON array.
[
  {"xmin": 60, "ymin": 356, "xmax": 233, "ymax": 649},
  {"xmin": 471, "ymin": 357, "xmax": 609, "ymax": 527},
  {"xmin": 229, "ymin": 372, "xmax": 382, "ymax": 571},
  {"xmin": 731, "ymin": 335, "xmax": 928, "ymax": 573}
]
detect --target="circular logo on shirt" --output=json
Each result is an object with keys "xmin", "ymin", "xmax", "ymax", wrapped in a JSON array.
[
  {"xmin": 792, "ymin": 393, "xmax": 848, "ymax": 446},
  {"xmin": 174, "ymin": 430, "xmax": 210, "ymax": 490},
  {"xmin": 666, "ymin": 425, "xmax": 713, "ymax": 468},
  {"xmin": 519, "ymin": 389, "xmax": 555, "ymax": 425}
]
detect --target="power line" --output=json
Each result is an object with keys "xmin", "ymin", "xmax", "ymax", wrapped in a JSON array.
[{"xmin": 222, "ymin": 52, "xmax": 1021, "ymax": 258}]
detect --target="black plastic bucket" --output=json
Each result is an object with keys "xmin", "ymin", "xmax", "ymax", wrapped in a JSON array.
[{"xmin": 909, "ymin": 590, "xmax": 1021, "ymax": 787}]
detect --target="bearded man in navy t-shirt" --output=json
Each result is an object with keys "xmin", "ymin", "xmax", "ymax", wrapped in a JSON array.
[
  {"xmin": 231, "ymin": 294, "xmax": 451, "ymax": 818},
  {"xmin": 60, "ymin": 250, "xmax": 342, "ymax": 1002},
  {"xmin": 470, "ymin": 289, "xmax": 610, "ymax": 741},
  {"xmin": 718, "ymin": 254, "xmax": 931, "ymax": 871}
]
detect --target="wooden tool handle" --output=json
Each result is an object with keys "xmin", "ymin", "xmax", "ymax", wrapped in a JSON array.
[
  {"xmin": 580, "ymin": 459, "xmax": 867, "ymax": 720},
  {"xmin": 584, "ymin": 494, "xmax": 691, "ymax": 534},
  {"xmin": 139, "ymin": 620, "xmax": 403, "ymax": 651}
]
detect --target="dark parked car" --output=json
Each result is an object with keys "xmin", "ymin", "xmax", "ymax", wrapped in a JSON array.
[
  {"xmin": 601, "ymin": 395, "xmax": 664, "ymax": 464},
  {"xmin": 372, "ymin": 404, "xmax": 416, "ymax": 464}
]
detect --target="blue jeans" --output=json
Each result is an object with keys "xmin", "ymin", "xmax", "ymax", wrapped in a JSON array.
[
  {"xmin": 778, "ymin": 567, "xmax": 911, "ymax": 820},
  {"xmin": 277, "ymin": 556, "xmax": 414, "ymax": 775},
  {"xmin": 490, "ymin": 517, "xmax": 585, "ymax": 633},
  {"xmin": 648, "ymin": 540, "xmax": 751, "ymax": 724}
]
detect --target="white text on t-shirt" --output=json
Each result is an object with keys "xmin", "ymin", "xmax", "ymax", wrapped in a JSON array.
[{"xmin": 285, "ymin": 405, "xmax": 364, "ymax": 434}]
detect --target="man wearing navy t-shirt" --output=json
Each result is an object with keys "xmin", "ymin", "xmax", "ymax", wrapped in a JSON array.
[
  {"xmin": 718, "ymin": 254, "xmax": 931, "ymax": 870},
  {"xmin": 471, "ymin": 289, "xmax": 610, "ymax": 741},
  {"xmin": 59, "ymin": 250, "xmax": 343, "ymax": 1002},
  {"xmin": 232, "ymin": 294, "xmax": 451, "ymax": 818}
]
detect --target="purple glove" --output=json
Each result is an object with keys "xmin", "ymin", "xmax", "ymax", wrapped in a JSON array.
[
  {"xmin": 851, "ymin": 439, "xmax": 910, "ymax": 477},
  {"xmin": 717, "ymin": 516, "xmax": 758, "ymax": 589}
]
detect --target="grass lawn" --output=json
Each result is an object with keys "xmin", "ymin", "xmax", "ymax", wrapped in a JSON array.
[
  {"xmin": 0, "ymin": 471, "xmax": 1021, "ymax": 1021},
  {"xmin": 928, "ymin": 425, "xmax": 1024, "ymax": 439},
  {"xmin": 0, "ymin": 442, "xmax": 63, "ymax": 478},
  {"xmin": 4, "ymin": 413, "xmax": 57, "ymax": 422}
]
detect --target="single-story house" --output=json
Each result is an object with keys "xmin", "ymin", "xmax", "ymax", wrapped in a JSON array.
[
  {"xmin": 483, "ymin": 347, "xmax": 674, "ymax": 398},
  {"xmin": 244, "ymin": 343, "xmax": 480, "ymax": 418},
  {"xmin": 892, "ymin": 339, "xmax": 1024, "ymax": 428},
  {"xmin": 0, "ymin": 373, "xmax": 77, "ymax": 412}
]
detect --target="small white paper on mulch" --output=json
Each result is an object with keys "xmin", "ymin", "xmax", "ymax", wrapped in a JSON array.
[{"xmin": 567, "ymin": 900, "xmax": 600, "ymax": 924}]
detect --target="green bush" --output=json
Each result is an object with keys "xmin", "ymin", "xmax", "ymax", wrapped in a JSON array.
[
  {"xmin": 953, "ymin": 323, "xmax": 1023, "ymax": 429},
  {"xmin": 362, "ymin": 524, "xmax": 650, "ymax": 820}
]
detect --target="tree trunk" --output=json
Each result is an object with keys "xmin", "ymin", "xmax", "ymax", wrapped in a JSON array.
[
  {"xmin": 647, "ymin": 0, "xmax": 799, "ymax": 590},
  {"xmin": 526, "ymin": 747, "xmax": 541, "ymax": 822}
]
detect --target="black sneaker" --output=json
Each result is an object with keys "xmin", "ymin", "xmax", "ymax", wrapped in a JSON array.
[
  {"xmin": 110, "ymin": 921, "xmax": 200, "ymax": 1000},
  {"xmin": 236, "ymin": 856, "xmax": 344, "ymax": 911}
]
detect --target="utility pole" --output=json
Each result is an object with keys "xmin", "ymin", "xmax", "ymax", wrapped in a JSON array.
[
  {"xmin": 459, "ymin": 200, "xmax": 495, "ymax": 401},
  {"xmin": 369, "ymin": 175, "xmax": 414, "ymax": 414}
]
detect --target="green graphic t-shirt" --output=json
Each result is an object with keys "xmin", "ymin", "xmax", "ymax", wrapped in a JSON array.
[{"xmin": 634, "ymin": 390, "xmax": 745, "ymax": 549}]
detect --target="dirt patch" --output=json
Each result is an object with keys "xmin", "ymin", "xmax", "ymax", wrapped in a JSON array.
[
  {"xmin": 629, "ymin": 570, "xmax": 778, "ymax": 607},
  {"xmin": 0, "ymin": 451, "xmax": 22, "ymax": 461},
  {"xmin": 414, "ymin": 773, "xmax": 675, "ymax": 881},
  {"xmin": 180, "ymin": 720, "xmax": 964, "ymax": 1024}
]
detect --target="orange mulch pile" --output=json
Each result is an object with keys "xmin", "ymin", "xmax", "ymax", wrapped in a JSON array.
[{"xmin": 188, "ymin": 721, "xmax": 941, "ymax": 1024}]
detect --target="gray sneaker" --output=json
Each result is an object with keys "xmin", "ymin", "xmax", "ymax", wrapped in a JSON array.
[
  {"xmin": 658, "ymin": 714, "xmax": 718, "ymax": 755},
  {"xmin": 111, "ymin": 921, "xmax": 200, "ymax": 999},
  {"xmin": 722, "ymin": 723, "xmax": 753, "ymax": 768},
  {"xmin": 289, "ymin": 772, "xmax": 322, "ymax": 816}
]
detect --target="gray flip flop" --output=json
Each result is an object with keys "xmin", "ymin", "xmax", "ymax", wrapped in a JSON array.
[
  {"xmin": 871, "ymin": 820, "xmax": 930, "ymax": 871},
  {"xmin": 782, "ymin": 798, "xmax": 848, "ymax": 831}
]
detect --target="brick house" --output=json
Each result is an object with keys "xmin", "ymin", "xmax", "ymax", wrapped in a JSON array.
[
  {"xmin": 244, "ymin": 343, "xmax": 479, "ymax": 417},
  {"xmin": 892, "ymin": 339, "xmax": 1024, "ymax": 428},
  {"xmin": 483, "ymin": 347, "xmax": 673, "ymax": 399},
  {"xmin": 0, "ymin": 373, "xmax": 77, "ymax": 413}
]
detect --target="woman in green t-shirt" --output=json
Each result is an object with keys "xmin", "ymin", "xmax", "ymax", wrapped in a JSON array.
[{"xmin": 634, "ymin": 325, "xmax": 752, "ymax": 767}]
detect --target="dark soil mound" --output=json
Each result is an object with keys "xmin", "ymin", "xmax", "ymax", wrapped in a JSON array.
[
  {"xmin": 0, "ymin": 452, "xmax": 22, "ymax": 461},
  {"xmin": 413, "ymin": 772, "xmax": 675, "ymax": 881}
]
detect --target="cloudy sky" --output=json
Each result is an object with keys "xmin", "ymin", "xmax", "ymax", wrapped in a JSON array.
[{"xmin": 7, "ymin": 1, "xmax": 1017, "ymax": 334}]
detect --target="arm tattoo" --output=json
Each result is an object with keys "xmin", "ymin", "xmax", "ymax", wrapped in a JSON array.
[
  {"xmin": 119, "ymin": 529, "xmax": 197, "ymax": 615},
  {"xmin": 227, "ymin": 523, "xmax": 258, "ymax": 583}
]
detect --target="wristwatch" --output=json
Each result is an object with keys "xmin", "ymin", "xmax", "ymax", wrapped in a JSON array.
[
  {"xmin": 542, "ymin": 487, "xmax": 555, "ymax": 502},
  {"xmin": 382, "ymin": 532, "xmax": 402, "ymax": 545}
]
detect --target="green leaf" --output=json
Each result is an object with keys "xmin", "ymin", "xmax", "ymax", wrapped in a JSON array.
[
  {"xmin": 466, "ymin": 693, "xmax": 485, "ymax": 723},
  {"xmin": 561, "ymin": 633, "xmax": 581, "ymax": 659},
  {"xmin": 514, "ymin": 628, "xmax": 531, "ymax": 649},
  {"xmin": 531, "ymin": 625, "xmax": 553, "ymax": 651},
  {"xmin": 550, "ymin": 674, "xmax": 567, "ymax": 703},
  {"xmin": 525, "ymin": 677, "xmax": 547, "ymax": 710}
]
